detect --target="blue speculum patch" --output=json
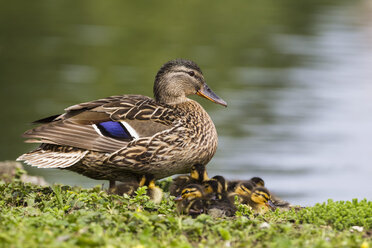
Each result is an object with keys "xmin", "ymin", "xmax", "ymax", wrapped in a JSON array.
[{"xmin": 96, "ymin": 121, "xmax": 132, "ymax": 139}]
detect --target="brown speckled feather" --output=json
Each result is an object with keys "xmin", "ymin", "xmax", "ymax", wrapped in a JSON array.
[
  {"xmin": 17, "ymin": 99, "xmax": 217, "ymax": 181},
  {"xmin": 17, "ymin": 59, "xmax": 224, "ymax": 183},
  {"xmin": 21, "ymin": 95, "xmax": 172, "ymax": 152},
  {"xmin": 104, "ymin": 100, "xmax": 218, "ymax": 179}
]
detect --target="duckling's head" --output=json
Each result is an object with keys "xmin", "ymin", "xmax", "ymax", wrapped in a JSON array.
[
  {"xmin": 250, "ymin": 177, "xmax": 265, "ymax": 187},
  {"xmin": 175, "ymin": 184, "xmax": 204, "ymax": 201},
  {"xmin": 203, "ymin": 180, "xmax": 221, "ymax": 195},
  {"xmin": 154, "ymin": 59, "xmax": 227, "ymax": 106},
  {"xmin": 234, "ymin": 182, "xmax": 253, "ymax": 197},
  {"xmin": 250, "ymin": 187, "xmax": 276, "ymax": 210},
  {"xmin": 211, "ymin": 175, "xmax": 228, "ymax": 192},
  {"xmin": 190, "ymin": 164, "xmax": 209, "ymax": 182}
]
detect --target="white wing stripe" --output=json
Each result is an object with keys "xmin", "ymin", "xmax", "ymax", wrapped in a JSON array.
[
  {"xmin": 121, "ymin": 121, "xmax": 139, "ymax": 139},
  {"xmin": 92, "ymin": 124, "xmax": 104, "ymax": 136}
]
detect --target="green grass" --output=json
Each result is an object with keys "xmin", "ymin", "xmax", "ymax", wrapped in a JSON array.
[{"xmin": 0, "ymin": 171, "xmax": 371, "ymax": 248}]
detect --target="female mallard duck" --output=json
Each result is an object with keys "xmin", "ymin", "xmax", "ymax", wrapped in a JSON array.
[
  {"xmin": 17, "ymin": 59, "xmax": 227, "ymax": 188},
  {"xmin": 109, "ymin": 174, "xmax": 163, "ymax": 203},
  {"xmin": 169, "ymin": 163, "xmax": 208, "ymax": 196}
]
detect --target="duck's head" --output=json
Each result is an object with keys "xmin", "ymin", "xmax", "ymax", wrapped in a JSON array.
[
  {"xmin": 250, "ymin": 177, "xmax": 265, "ymax": 187},
  {"xmin": 234, "ymin": 182, "xmax": 253, "ymax": 198},
  {"xmin": 175, "ymin": 184, "xmax": 204, "ymax": 201},
  {"xmin": 203, "ymin": 180, "xmax": 221, "ymax": 195},
  {"xmin": 250, "ymin": 187, "xmax": 276, "ymax": 210},
  {"xmin": 190, "ymin": 164, "xmax": 209, "ymax": 182},
  {"xmin": 154, "ymin": 59, "xmax": 227, "ymax": 106},
  {"xmin": 211, "ymin": 175, "xmax": 228, "ymax": 192}
]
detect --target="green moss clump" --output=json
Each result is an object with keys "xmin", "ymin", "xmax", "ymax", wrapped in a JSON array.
[{"xmin": 0, "ymin": 179, "xmax": 371, "ymax": 248}]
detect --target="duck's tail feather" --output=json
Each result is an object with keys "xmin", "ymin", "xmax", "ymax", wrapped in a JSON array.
[{"xmin": 17, "ymin": 146, "xmax": 88, "ymax": 168}]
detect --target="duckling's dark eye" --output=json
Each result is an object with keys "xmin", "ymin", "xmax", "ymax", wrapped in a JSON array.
[{"xmin": 187, "ymin": 71, "xmax": 195, "ymax": 77}]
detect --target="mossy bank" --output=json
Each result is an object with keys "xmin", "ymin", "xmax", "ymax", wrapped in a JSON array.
[{"xmin": 0, "ymin": 171, "xmax": 371, "ymax": 248}]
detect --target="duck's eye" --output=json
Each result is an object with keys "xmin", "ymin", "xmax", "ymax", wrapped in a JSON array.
[{"xmin": 187, "ymin": 71, "xmax": 195, "ymax": 77}]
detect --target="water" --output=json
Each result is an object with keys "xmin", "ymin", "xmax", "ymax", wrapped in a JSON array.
[
  {"xmin": 212, "ymin": 4, "xmax": 372, "ymax": 205},
  {"xmin": 0, "ymin": 1, "xmax": 371, "ymax": 206}
]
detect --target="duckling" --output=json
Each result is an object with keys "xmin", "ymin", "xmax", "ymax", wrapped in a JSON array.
[
  {"xmin": 203, "ymin": 179, "xmax": 236, "ymax": 217},
  {"xmin": 244, "ymin": 177, "xmax": 292, "ymax": 210},
  {"xmin": 250, "ymin": 177, "xmax": 265, "ymax": 187},
  {"xmin": 108, "ymin": 181, "xmax": 139, "ymax": 196},
  {"xmin": 250, "ymin": 178, "xmax": 291, "ymax": 210},
  {"xmin": 175, "ymin": 184, "xmax": 207, "ymax": 216},
  {"xmin": 246, "ymin": 187, "xmax": 276, "ymax": 214},
  {"xmin": 203, "ymin": 179, "xmax": 222, "ymax": 198},
  {"xmin": 211, "ymin": 175, "xmax": 228, "ymax": 192},
  {"xmin": 228, "ymin": 181, "xmax": 255, "ymax": 204},
  {"xmin": 144, "ymin": 175, "xmax": 163, "ymax": 204},
  {"xmin": 169, "ymin": 164, "xmax": 208, "ymax": 196},
  {"xmin": 109, "ymin": 174, "xmax": 163, "ymax": 203},
  {"xmin": 249, "ymin": 177, "xmax": 291, "ymax": 210},
  {"xmin": 227, "ymin": 176, "xmax": 265, "ymax": 196}
]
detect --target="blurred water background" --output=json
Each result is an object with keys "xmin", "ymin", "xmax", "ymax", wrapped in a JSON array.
[{"xmin": 1, "ymin": 1, "xmax": 371, "ymax": 206}]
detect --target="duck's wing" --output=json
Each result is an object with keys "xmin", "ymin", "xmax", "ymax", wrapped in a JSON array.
[
  {"xmin": 22, "ymin": 95, "xmax": 174, "ymax": 153},
  {"xmin": 33, "ymin": 95, "xmax": 131, "ymax": 123}
]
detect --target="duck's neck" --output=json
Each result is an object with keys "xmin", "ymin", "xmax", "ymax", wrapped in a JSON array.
[
  {"xmin": 156, "ymin": 95, "xmax": 191, "ymax": 105},
  {"xmin": 153, "ymin": 76, "xmax": 191, "ymax": 105},
  {"xmin": 170, "ymin": 99, "xmax": 205, "ymax": 112}
]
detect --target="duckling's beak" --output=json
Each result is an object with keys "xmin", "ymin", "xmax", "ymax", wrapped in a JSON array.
[
  {"xmin": 174, "ymin": 195, "xmax": 183, "ymax": 201},
  {"xmin": 197, "ymin": 83, "xmax": 227, "ymax": 107},
  {"xmin": 266, "ymin": 200, "xmax": 277, "ymax": 210}
]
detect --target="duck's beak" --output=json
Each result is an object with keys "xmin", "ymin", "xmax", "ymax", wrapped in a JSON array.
[
  {"xmin": 174, "ymin": 195, "xmax": 183, "ymax": 201},
  {"xmin": 266, "ymin": 200, "xmax": 277, "ymax": 210},
  {"xmin": 197, "ymin": 83, "xmax": 227, "ymax": 107}
]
